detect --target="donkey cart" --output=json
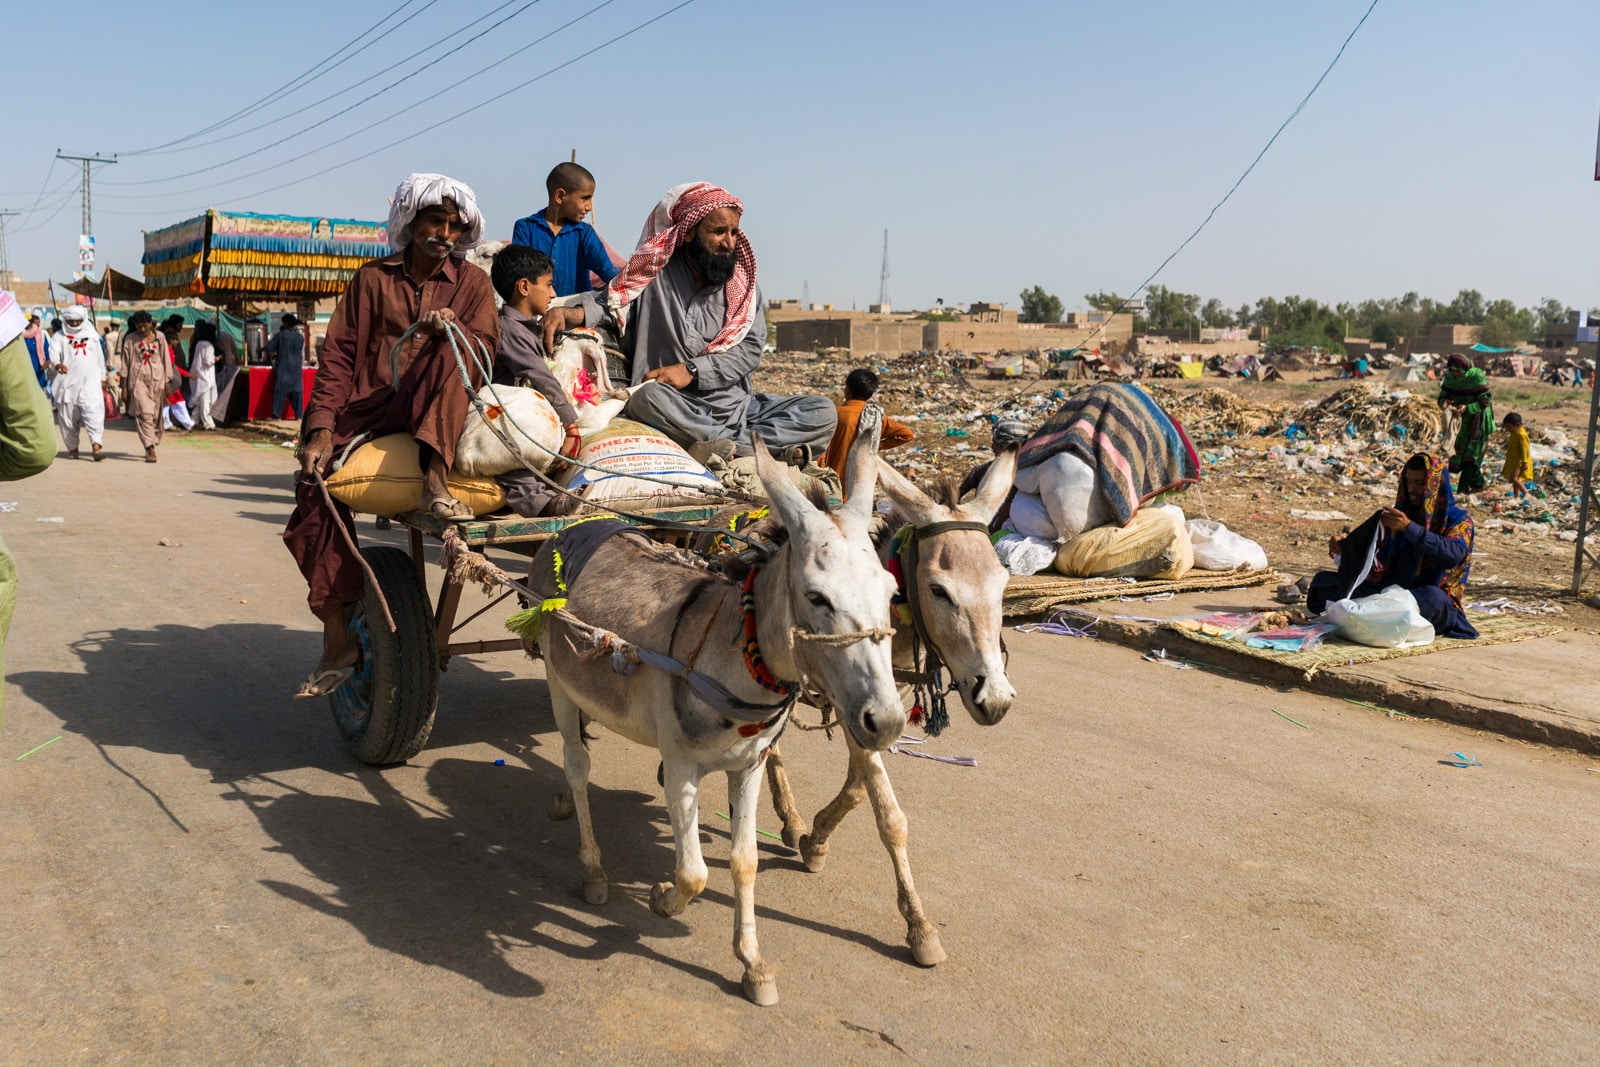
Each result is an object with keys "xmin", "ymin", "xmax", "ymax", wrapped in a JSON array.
[{"xmin": 326, "ymin": 502, "xmax": 729, "ymax": 765}]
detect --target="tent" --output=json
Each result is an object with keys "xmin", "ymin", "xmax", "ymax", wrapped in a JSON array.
[
  {"xmin": 55, "ymin": 267, "xmax": 147, "ymax": 302},
  {"xmin": 143, "ymin": 209, "xmax": 388, "ymax": 303}
]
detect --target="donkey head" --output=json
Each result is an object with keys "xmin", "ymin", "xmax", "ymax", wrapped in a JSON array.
[
  {"xmin": 752, "ymin": 431, "xmax": 904, "ymax": 751},
  {"xmin": 876, "ymin": 447, "xmax": 1019, "ymax": 726}
]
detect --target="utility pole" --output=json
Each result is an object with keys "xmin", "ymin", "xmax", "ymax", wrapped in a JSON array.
[
  {"xmin": 802, "ymin": 278, "xmax": 809, "ymax": 311},
  {"xmin": 0, "ymin": 210, "xmax": 18, "ymax": 291},
  {"xmin": 54, "ymin": 151, "xmax": 117, "ymax": 237},
  {"xmin": 877, "ymin": 229, "xmax": 890, "ymax": 309}
]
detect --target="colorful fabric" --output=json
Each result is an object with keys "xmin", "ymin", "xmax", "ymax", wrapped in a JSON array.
[
  {"xmin": 1015, "ymin": 383, "xmax": 1200, "ymax": 527},
  {"xmin": 606, "ymin": 183, "xmax": 757, "ymax": 355},
  {"xmin": 1439, "ymin": 366, "xmax": 1493, "ymax": 493},
  {"xmin": 386, "ymin": 173, "xmax": 484, "ymax": 255},
  {"xmin": 1501, "ymin": 426, "xmax": 1534, "ymax": 482},
  {"xmin": 1386, "ymin": 453, "xmax": 1474, "ymax": 611}
]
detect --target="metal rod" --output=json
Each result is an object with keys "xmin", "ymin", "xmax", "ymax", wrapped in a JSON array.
[
  {"xmin": 451, "ymin": 589, "xmax": 514, "ymax": 635},
  {"xmin": 1572, "ymin": 356, "xmax": 1600, "ymax": 593}
]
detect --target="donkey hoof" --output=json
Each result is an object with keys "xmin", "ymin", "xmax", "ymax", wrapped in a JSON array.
[
  {"xmin": 798, "ymin": 834, "xmax": 828, "ymax": 873},
  {"xmin": 649, "ymin": 881, "xmax": 683, "ymax": 918},
  {"xmin": 909, "ymin": 927, "xmax": 947, "ymax": 967},
  {"xmin": 548, "ymin": 791, "xmax": 576, "ymax": 821},
  {"xmin": 582, "ymin": 877, "xmax": 609, "ymax": 906},
  {"xmin": 780, "ymin": 823, "xmax": 805, "ymax": 851},
  {"xmin": 741, "ymin": 968, "xmax": 779, "ymax": 1007}
]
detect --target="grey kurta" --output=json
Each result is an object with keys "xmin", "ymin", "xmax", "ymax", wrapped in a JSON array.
[
  {"xmin": 582, "ymin": 254, "xmax": 833, "ymax": 455},
  {"xmin": 120, "ymin": 332, "xmax": 174, "ymax": 449}
]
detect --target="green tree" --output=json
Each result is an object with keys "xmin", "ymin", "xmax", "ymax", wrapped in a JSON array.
[
  {"xmin": 1444, "ymin": 289, "xmax": 1486, "ymax": 325},
  {"xmin": 1019, "ymin": 286, "xmax": 1064, "ymax": 323},
  {"xmin": 1146, "ymin": 285, "xmax": 1201, "ymax": 331},
  {"xmin": 1083, "ymin": 291, "xmax": 1124, "ymax": 312},
  {"xmin": 1533, "ymin": 297, "xmax": 1567, "ymax": 336},
  {"xmin": 1478, "ymin": 316, "xmax": 1519, "ymax": 349},
  {"xmin": 1370, "ymin": 317, "xmax": 1402, "ymax": 346},
  {"xmin": 1200, "ymin": 298, "xmax": 1232, "ymax": 328}
]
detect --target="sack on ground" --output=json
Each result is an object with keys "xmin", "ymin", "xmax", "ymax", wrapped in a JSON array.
[
  {"xmin": 994, "ymin": 533, "xmax": 1057, "ymax": 577},
  {"xmin": 1325, "ymin": 585, "xmax": 1435, "ymax": 648},
  {"xmin": 325, "ymin": 433, "xmax": 506, "ymax": 515},
  {"xmin": 1002, "ymin": 490, "xmax": 1059, "ymax": 541},
  {"xmin": 1055, "ymin": 505, "xmax": 1193, "ymax": 580},
  {"xmin": 1187, "ymin": 518, "xmax": 1269, "ymax": 571},
  {"xmin": 1035, "ymin": 451, "xmax": 1108, "ymax": 545},
  {"xmin": 565, "ymin": 418, "xmax": 721, "ymax": 506},
  {"xmin": 454, "ymin": 385, "xmax": 563, "ymax": 477}
]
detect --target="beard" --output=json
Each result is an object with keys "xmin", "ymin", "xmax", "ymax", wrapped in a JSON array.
[{"xmin": 681, "ymin": 235, "xmax": 738, "ymax": 286}]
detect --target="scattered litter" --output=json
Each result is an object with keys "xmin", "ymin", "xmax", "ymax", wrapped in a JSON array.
[
  {"xmin": 1014, "ymin": 608, "xmax": 1099, "ymax": 637},
  {"xmin": 1344, "ymin": 698, "xmax": 1414, "ymax": 719},
  {"xmin": 1466, "ymin": 597, "xmax": 1565, "ymax": 616},
  {"xmin": 280, "ymin": 441, "xmax": 297, "ymax": 449},
  {"xmin": 35, "ymin": 517, "xmax": 64, "ymax": 524},
  {"xmin": 1143, "ymin": 647, "xmax": 1194, "ymax": 669},
  {"xmin": 1288, "ymin": 509, "xmax": 1351, "ymax": 522},
  {"xmin": 1270, "ymin": 709, "xmax": 1311, "ymax": 730},
  {"xmin": 14, "ymin": 736, "xmax": 62, "ymax": 761},
  {"xmin": 493, "ymin": 758, "xmax": 506, "ymax": 766},
  {"xmin": 1445, "ymin": 752, "xmax": 1482, "ymax": 768},
  {"xmin": 890, "ymin": 744, "xmax": 978, "ymax": 767},
  {"xmin": 712, "ymin": 811, "xmax": 785, "ymax": 842},
  {"xmin": 157, "ymin": 538, "xmax": 183, "ymax": 548},
  {"xmin": 0, "ymin": 502, "xmax": 16, "ymax": 513}
]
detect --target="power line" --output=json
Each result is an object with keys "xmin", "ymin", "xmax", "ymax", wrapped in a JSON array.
[
  {"xmin": 118, "ymin": 0, "xmax": 428, "ymax": 157},
  {"xmin": 124, "ymin": 0, "xmax": 525, "ymax": 160},
  {"xmin": 55, "ymin": 153, "xmax": 118, "ymax": 235},
  {"xmin": 100, "ymin": 0, "xmax": 640, "ymax": 206},
  {"xmin": 14, "ymin": 158, "xmax": 61, "ymax": 227},
  {"xmin": 105, "ymin": 0, "xmax": 553, "ymax": 188}
]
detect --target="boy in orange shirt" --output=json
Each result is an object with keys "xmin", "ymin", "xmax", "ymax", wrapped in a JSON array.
[{"xmin": 823, "ymin": 368, "xmax": 914, "ymax": 475}]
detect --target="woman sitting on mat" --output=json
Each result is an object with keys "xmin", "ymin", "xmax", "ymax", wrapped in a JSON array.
[{"xmin": 1306, "ymin": 453, "xmax": 1478, "ymax": 639}]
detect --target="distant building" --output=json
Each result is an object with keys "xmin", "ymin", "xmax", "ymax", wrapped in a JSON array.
[{"xmin": 1545, "ymin": 310, "xmax": 1598, "ymax": 348}]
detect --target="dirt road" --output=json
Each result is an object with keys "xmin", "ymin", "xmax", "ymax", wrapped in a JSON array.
[{"xmin": 3, "ymin": 425, "xmax": 1598, "ymax": 1065}]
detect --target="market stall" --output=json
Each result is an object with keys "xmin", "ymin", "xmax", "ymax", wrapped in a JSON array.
[{"xmin": 142, "ymin": 209, "xmax": 388, "ymax": 419}]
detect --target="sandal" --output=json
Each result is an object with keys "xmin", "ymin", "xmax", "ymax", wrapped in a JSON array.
[
  {"xmin": 293, "ymin": 665, "xmax": 354, "ymax": 700},
  {"xmin": 91, "ymin": 446, "xmax": 104, "ymax": 462},
  {"xmin": 426, "ymin": 496, "xmax": 474, "ymax": 523}
]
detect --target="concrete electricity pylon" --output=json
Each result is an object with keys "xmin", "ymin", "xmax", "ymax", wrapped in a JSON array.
[
  {"xmin": 54, "ymin": 151, "xmax": 117, "ymax": 236},
  {"xmin": 0, "ymin": 210, "xmax": 18, "ymax": 291},
  {"xmin": 877, "ymin": 229, "xmax": 890, "ymax": 308}
]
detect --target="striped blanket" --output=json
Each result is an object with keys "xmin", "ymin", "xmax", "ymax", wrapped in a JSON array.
[{"xmin": 1015, "ymin": 384, "xmax": 1200, "ymax": 527}]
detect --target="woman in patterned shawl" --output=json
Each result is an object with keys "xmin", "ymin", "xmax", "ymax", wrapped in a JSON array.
[
  {"xmin": 1439, "ymin": 353, "xmax": 1493, "ymax": 493},
  {"xmin": 1307, "ymin": 453, "xmax": 1478, "ymax": 639}
]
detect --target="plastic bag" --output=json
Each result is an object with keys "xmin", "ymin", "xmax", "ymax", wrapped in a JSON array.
[
  {"xmin": 1187, "ymin": 518, "xmax": 1269, "ymax": 571},
  {"xmin": 1246, "ymin": 623, "xmax": 1337, "ymax": 652},
  {"xmin": 1326, "ymin": 585, "xmax": 1435, "ymax": 648},
  {"xmin": 1002, "ymin": 490, "xmax": 1059, "ymax": 541},
  {"xmin": 993, "ymin": 533, "xmax": 1058, "ymax": 577}
]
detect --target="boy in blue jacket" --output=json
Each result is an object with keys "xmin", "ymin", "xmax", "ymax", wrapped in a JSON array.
[{"xmin": 510, "ymin": 163, "xmax": 620, "ymax": 297}]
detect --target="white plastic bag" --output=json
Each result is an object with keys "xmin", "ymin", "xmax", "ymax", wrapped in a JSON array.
[
  {"xmin": 1187, "ymin": 518, "xmax": 1269, "ymax": 571},
  {"xmin": 993, "ymin": 533, "xmax": 1058, "ymax": 577},
  {"xmin": 455, "ymin": 385, "xmax": 564, "ymax": 477},
  {"xmin": 1034, "ymin": 452, "xmax": 1109, "ymax": 545},
  {"xmin": 1002, "ymin": 490, "xmax": 1059, "ymax": 541},
  {"xmin": 1326, "ymin": 585, "xmax": 1435, "ymax": 648}
]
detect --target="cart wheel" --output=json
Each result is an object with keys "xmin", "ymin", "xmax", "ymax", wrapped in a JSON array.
[{"xmin": 329, "ymin": 545, "xmax": 440, "ymax": 765}]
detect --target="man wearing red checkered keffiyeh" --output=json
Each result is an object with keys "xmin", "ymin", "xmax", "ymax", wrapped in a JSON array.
[{"xmin": 544, "ymin": 182, "xmax": 835, "ymax": 462}]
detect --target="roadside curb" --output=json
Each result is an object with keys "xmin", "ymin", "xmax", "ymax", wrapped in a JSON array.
[{"xmin": 1075, "ymin": 612, "xmax": 1600, "ymax": 756}]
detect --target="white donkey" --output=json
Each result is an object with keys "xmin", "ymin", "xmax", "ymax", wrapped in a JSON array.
[
  {"xmin": 529, "ymin": 433, "xmax": 903, "ymax": 1006},
  {"xmin": 764, "ymin": 448, "xmax": 1019, "ymax": 967}
]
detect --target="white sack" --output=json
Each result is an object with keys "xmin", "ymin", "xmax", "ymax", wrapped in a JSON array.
[
  {"xmin": 993, "ymin": 533, "xmax": 1058, "ymax": 577},
  {"xmin": 1187, "ymin": 518, "xmax": 1269, "ymax": 571},
  {"xmin": 455, "ymin": 385, "xmax": 564, "ymax": 477},
  {"xmin": 1034, "ymin": 452, "xmax": 1107, "ymax": 545},
  {"xmin": 1002, "ymin": 490, "xmax": 1059, "ymax": 541}
]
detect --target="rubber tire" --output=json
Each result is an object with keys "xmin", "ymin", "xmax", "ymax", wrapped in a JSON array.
[{"xmin": 328, "ymin": 545, "xmax": 440, "ymax": 765}]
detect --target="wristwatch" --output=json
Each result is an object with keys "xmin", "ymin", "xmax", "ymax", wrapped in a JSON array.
[{"xmin": 683, "ymin": 359, "xmax": 699, "ymax": 383}]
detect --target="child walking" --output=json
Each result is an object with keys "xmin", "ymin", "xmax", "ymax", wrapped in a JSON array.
[{"xmin": 1500, "ymin": 412, "xmax": 1540, "ymax": 499}]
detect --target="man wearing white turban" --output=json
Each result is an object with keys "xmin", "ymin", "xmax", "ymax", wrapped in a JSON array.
[
  {"xmin": 285, "ymin": 173, "xmax": 498, "ymax": 699},
  {"xmin": 48, "ymin": 305, "xmax": 109, "ymax": 460}
]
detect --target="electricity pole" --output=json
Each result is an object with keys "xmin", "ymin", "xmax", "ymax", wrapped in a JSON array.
[
  {"xmin": 54, "ymin": 151, "xmax": 117, "ymax": 236},
  {"xmin": 0, "ymin": 210, "xmax": 18, "ymax": 291},
  {"xmin": 877, "ymin": 229, "xmax": 890, "ymax": 309}
]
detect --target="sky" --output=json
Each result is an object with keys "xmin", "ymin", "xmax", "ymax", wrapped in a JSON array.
[{"xmin": 4, "ymin": 0, "xmax": 1598, "ymax": 315}]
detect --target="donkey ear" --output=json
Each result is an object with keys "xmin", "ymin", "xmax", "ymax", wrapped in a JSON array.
[
  {"xmin": 876, "ymin": 458, "xmax": 941, "ymax": 526},
  {"xmin": 838, "ymin": 421, "xmax": 881, "ymax": 530},
  {"xmin": 751, "ymin": 432, "xmax": 820, "ymax": 541},
  {"xmin": 964, "ymin": 445, "xmax": 1019, "ymax": 525}
]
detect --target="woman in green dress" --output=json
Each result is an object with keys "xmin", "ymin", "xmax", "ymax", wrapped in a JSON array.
[{"xmin": 1438, "ymin": 353, "xmax": 1494, "ymax": 494}]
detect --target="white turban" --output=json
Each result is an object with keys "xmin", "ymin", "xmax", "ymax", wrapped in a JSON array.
[{"xmin": 386, "ymin": 173, "xmax": 484, "ymax": 255}]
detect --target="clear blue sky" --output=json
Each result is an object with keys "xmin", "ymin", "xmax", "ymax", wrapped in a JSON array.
[{"xmin": 4, "ymin": 0, "xmax": 1598, "ymax": 314}]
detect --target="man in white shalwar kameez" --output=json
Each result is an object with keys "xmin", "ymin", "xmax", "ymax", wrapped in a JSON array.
[
  {"xmin": 48, "ymin": 305, "xmax": 107, "ymax": 460},
  {"xmin": 188, "ymin": 320, "xmax": 219, "ymax": 430}
]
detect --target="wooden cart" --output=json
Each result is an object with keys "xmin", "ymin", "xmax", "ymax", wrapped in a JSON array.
[{"xmin": 329, "ymin": 503, "xmax": 728, "ymax": 765}]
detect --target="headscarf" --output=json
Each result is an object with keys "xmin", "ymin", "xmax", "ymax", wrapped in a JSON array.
[
  {"xmin": 0, "ymin": 291, "xmax": 26, "ymax": 350},
  {"xmin": 607, "ymin": 182, "xmax": 757, "ymax": 354},
  {"xmin": 1386, "ymin": 452, "xmax": 1474, "ymax": 608},
  {"xmin": 386, "ymin": 173, "xmax": 484, "ymax": 255}
]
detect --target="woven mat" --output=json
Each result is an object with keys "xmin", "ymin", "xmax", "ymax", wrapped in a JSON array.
[
  {"xmin": 1003, "ymin": 567, "xmax": 1280, "ymax": 617},
  {"xmin": 1174, "ymin": 611, "xmax": 1562, "ymax": 680}
]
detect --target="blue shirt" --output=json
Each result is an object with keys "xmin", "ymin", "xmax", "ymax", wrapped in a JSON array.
[
  {"xmin": 509, "ymin": 210, "xmax": 619, "ymax": 297},
  {"xmin": 264, "ymin": 327, "xmax": 304, "ymax": 380}
]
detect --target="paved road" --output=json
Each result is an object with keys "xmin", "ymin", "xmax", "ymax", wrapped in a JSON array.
[{"xmin": 3, "ymin": 425, "xmax": 1598, "ymax": 1065}]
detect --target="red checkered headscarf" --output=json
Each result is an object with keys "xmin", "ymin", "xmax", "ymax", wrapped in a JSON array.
[{"xmin": 606, "ymin": 182, "xmax": 758, "ymax": 355}]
